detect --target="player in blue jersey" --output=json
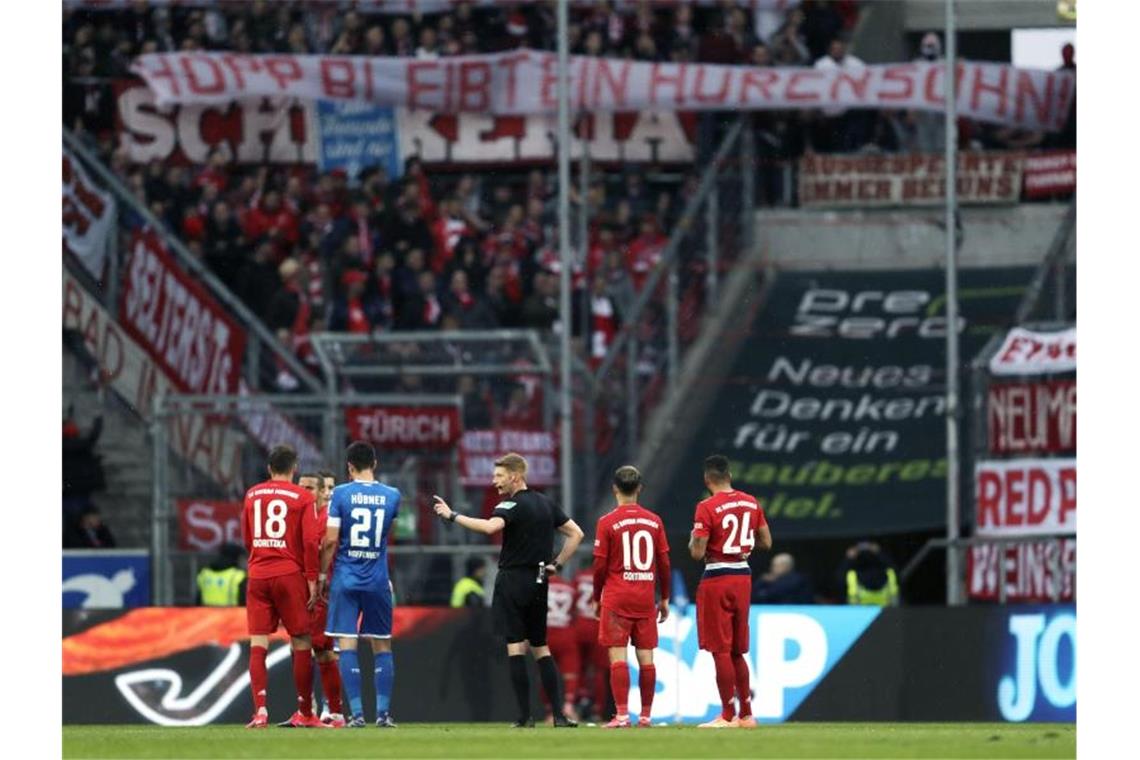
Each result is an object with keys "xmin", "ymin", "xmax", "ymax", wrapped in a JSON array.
[{"xmin": 318, "ymin": 441, "xmax": 400, "ymax": 728}]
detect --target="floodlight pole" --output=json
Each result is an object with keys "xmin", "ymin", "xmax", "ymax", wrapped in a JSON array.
[
  {"xmin": 944, "ymin": 0, "xmax": 963, "ymax": 606},
  {"xmin": 557, "ymin": 0, "xmax": 574, "ymax": 519}
]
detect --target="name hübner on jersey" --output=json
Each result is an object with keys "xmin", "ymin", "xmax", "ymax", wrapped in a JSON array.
[
  {"xmin": 623, "ymin": 571, "xmax": 654, "ymax": 581},
  {"xmin": 253, "ymin": 538, "xmax": 287, "ymax": 548},
  {"xmin": 348, "ymin": 549, "xmax": 381, "ymax": 559},
  {"xmin": 350, "ymin": 493, "xmax": 386, "ymax": 505}
]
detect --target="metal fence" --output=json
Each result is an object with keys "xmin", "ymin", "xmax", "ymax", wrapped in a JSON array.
[{"xmin": 583, "ymin": 116, "xmax": 756, "ymax": 512}]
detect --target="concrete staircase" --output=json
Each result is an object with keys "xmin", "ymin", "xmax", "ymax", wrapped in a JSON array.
[{"xmin": 63, "ymin": 348, "xmax": 153, "ymax": 549}]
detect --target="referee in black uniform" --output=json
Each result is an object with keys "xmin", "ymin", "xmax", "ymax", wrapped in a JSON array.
[{"xmin": 433, "ymin": 452, "xmax": 584, "ymax": 727}]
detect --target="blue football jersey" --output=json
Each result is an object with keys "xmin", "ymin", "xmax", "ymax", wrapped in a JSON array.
[{"xmin": 327, "ymin": 479, "xmax": 399, "ymax": 591}]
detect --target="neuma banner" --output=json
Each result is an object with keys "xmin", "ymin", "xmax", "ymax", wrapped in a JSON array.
[
  {"xmin": 130, "ymin": 51, "xmax": 1074, "ymax": 131},
  {"xmin": 987, "ymin": 380, "xmax": 1076, "ymax": 455}
]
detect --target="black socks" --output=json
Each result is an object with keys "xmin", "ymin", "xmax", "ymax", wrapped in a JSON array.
[
  {"xmin": 536, "ymin": 654, "xmax": 564, "ymax": 713},
  {"xmin": 508, "ymin": 654, "xmax": 530, "ymax": 722}
]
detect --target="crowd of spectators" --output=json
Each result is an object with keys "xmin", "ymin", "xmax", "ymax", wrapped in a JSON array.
[{"xmin": 63, "ymin": 1, "xmax": 1076, "ymax": 401}]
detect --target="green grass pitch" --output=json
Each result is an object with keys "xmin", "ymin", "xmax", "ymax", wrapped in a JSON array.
[{"xmin": 63, "ymin": 723, "xmax": 1074, "ymax": 759}]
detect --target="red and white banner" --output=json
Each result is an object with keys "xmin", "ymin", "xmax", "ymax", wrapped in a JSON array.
[
  {"xmin": 1023, "ymin": 150, "xmax": 1076, "ymax": 198},
  {"xmin": 131, "ymin": 51, "xmax": 1074, "ymax": 131},
  {"xmin": 399, "ymin": 110, "xmax": 695, "ymax": 165},
  {"xmin": 176, "ymin": 499, "xmax": 243, "ymax": 552},
  {"xmin": 975, "ymin": 458, "xmax": 1076, "ymax": 538},
  {"xmin": 119, "ymin": 231, "xmax": 247, "ymax": 395},
  {"xmin": 63, "ymin": 149, "xmax": 116, "ymax": 278},
  {"xmin": 967, "ymin": 537, "xmax": 1075, "ymax": 602},
  {"xmin": 988, "ymin": 380, "xmax": 1076, "ymax": 456},
  {"xmin": 799, "ymin": 152, "xmax": 1023, "ymax": 208},
  {"xmin": 345, "ymin": 405, "xmax": 462, "ymax": 449},
  {"xmin": 989, "ymin": 327, "xmax": 1076, "ymax": 377},
  {"xmin": 64, "ymin": 270, "xmax": 244, "ymax": 489},
  {"xmin": 459, "ymin": 429, "xmax": 558, "ymax": 486},
  {"xmin": 114, "ymin": 82, "xmax": 317, "ymax": 164},
  {"xmin": 116, "ymin": 80, "xmax": 694, "ymax": 165}
]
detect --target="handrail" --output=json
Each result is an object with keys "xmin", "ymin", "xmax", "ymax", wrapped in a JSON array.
[
  {"xmin": 1013, "ymin": 201, "xmax": 1076, "ymax": 325},
  {"xmin": 63, "ymin": 128, "xmax": 323, "ymax": 392},
  {"xmin": 592, "ymin": 119, "xmax": 744, "ymax": 386}
]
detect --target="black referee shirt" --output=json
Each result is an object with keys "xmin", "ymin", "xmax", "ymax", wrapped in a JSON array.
[{"xmin": 492, "ymin": 488, "xmax": 569, "ymax": 570}]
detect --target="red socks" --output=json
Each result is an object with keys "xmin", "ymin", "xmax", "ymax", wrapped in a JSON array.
[
  {"xmin": 609, "ymin": 662, "xmax": 630, "ymax": 717},
  {"xmin": 638, "ymin": 665, "xmax": 656, "ymax": 718},
  {"xmin": 712, "ymin": 653, "xmax": 736, "ymax": 720},
  {"xmin": 318, "ymin": 658, "xmax": 343, "ymax": 714},
  {"xmin": 732, "ymin": 654, "xmax": 752, "ymax": 718},
  {"xmin": 292, "ymin": 648, "xmax": 314, "ymax": 716},
  {"xmin": 249, "ymin": 645, "xmax": 268, "ymax": 712}
]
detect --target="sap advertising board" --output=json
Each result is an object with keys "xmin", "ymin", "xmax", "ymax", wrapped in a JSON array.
[{"xmin": 61, "ymin": 606, "xmax": 1074, "ymax": 724}]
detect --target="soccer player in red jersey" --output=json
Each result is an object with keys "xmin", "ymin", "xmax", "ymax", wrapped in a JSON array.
[
  {"xmin": 298, "ymin": 471, "xmax": 345, "ymax": 727},
  {"xmin": 543, "ymin": 574, "xmax": 580, "ymax": 723},
  {"xmin": 572, "ymin": 566, "xmax": 609, "ymax": 720},
  {"xmin": 241, "ymin": 445, "xmax": 324, "ymax": 729},
  {"xmin": 688, "ymin": 455, "xmax": 772, "ymax": 728},
  {"xmin": 592, "ymin": 466, "xmax": 671, "ymax": 728}
]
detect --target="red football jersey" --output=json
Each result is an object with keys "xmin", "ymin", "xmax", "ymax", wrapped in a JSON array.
[
  {"xmin": 547, "ymin": 574, "xmax": 576, "ymax": 630},
  {"xmin": 241, "ymin": 480, "xmax": 320, "ymax": 581},
  {"xmin": 572, "ymin": 570, "xmax": 595, "ymax": 622},
  {"xmin": 691, "ymin": 489, "xmax": 767, "ymax": 565},
  {"xmin": 592, "ymin": 504, "xmax": 671, "ymax": 618}
]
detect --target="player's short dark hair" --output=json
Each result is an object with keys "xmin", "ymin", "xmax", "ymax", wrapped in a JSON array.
[
  {"xmin": 613, "ymin": 465, "xmax": 643, "ymax": 496},
  {"xmin": 703, "ymin": 454, "xmax": 732, "ymax": 483},
  {"xmin": 267, "ymin": 444, "xmax": 298, "ymax": 475},
  {"xmin": 317, "ymin": 469, "xmax": 336, "ymax": 483},
  {"xmin": 345, "ymin": 441, "xmax": 377, "ymax": 472}
]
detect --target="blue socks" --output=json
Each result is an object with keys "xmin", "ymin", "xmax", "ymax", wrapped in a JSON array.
[
  {"xmin": 339, "ymin": 649, "xmax": 363, "ymax": 718},
  {"xmin": 374, "ymin": 651, "xmax": 395, "ymax": 717}
]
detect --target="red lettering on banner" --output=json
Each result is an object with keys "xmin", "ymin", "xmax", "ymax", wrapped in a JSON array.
[
  {"xmin": 970, "ymin": 65, "xmax": 1009, "ymax": 119},
  {"xmin": 1014, "ymin": 70, "xmax": 1053, "ymax": 127},
  {"xmin": 143, "ymin": 54, "xmax": 181, "ymax": 97},
  {"xmin": 457, "ymin": 62, "xmax": 490, "ymax": 111},
  {"xmin": 540, "ymin": 54, "xmax": 558, "ymax": 110},
  {"xmin": 786, "ymin": 70, "xmax": 822, "ymax": 102},
  {"xmin": 63, "ymin": 279, "xmax": 83, "ymax": 327},
  {"xmin": 1004, "ymin": 468, "xmax": 1026, "ymax": 526},
  {"xmin": 182, "ymin": 55, "xmax": 225, "ymax": 95},
  {"xmin": 922, "ymin": 63, "xmax": 966, "ymax": 107},
  {"xmin": 321, "ymin": 58, "xmax": 356, "ymax": 99},
  {"xmin": 220, "ymin": 54, "xmax": 261, "ymax": 89},
  {"xmin": 1059, "ymin": 466, "xmax": 1076, "ymax": 527},
  {"xmin": 739, "ymin": 69, "xmax": 779, "ymax": 102},
  {"xmin": 831, "ymin": 68, "xmax": 871, "ymax": 103},
  {"xmin": 1026, "ymin": 468, "xmax": 1051, "ymax": 526},
  {"xmin": 496, "ymin": 52, "xmax": 527, "ymax": 109},
  {"xmin": 649, "ymin": 63, "xmax": 688, "ymax": 106},
  {"xmin": 693, "ymin": 66, "xmax": 730, "ymax": 104},
  {"xmin": 593, "ymin": 58, "xmax": 630, "ymax": 109},
  {"xmin": 977, "ymin": 469, "xmax": 1001, "ymax": 529},
  {"xmin": 443, "ymin": 58, "xmax": 455, "ymax": 112},
  {"xmin": 265, "ymin": 56, "xmax": 302, "ymax": 92},
  {"xmin": 408, "ymin": 61, "xmax": 441, "ymax": 110},
  {"xmin": 1053, "ymin": 74, "xmax": 1072, "ymax": 130},
  {"xmin": 879, "ymin": 64, "xmax": 915, "ymax": 102}
]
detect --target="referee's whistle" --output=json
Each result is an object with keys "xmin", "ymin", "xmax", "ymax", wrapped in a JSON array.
[{"xmin": 536, "ymin": 562, "xmax": 544, "ymax": 584}]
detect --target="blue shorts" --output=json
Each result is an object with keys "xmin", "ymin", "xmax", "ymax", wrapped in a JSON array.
[{"xmin": 325, "ymin": 584, "xmax": 393, "ymax": 639}]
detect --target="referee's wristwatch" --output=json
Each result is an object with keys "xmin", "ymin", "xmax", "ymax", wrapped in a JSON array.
[
  {"xmin": 448, "ymin": 511, "xmax": 459, "ymax": 523},
  {"xmin": 552, "ymin": 561, "xmax": 562, "ymax": 572}
]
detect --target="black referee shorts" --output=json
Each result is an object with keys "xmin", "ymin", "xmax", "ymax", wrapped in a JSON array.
[{"xmin": 492, "ymin": 567, "xmax": 549, "ymax": 646}]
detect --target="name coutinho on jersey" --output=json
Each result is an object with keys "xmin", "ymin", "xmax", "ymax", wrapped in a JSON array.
[{"xmin": 622, "ymin": 571, "xmax": 655, "ymax": 581}]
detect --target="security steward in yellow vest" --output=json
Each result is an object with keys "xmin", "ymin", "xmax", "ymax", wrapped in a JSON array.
[
  {"xmin": 196, "ymin": 543, "xmax": 247, "ymax": 606},
  {"xmin": 450, "ymin": 557, "xmax": 487, "ymax": 608},
  {"xmin": 842, "ymin": 542, "xmax": 900, "ymax": 607}
]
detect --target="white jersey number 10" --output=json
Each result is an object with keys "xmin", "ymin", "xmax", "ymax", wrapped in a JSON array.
[{"xmin": 621, "ymin": 530, "xmax": 654, "ymax": 571}]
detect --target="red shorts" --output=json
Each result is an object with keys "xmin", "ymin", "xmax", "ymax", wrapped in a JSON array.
[
  {"xmin": 546, "ymin": 626, "xmax": 580, "ymax": 675},
  {"xmin": 574, "ymin": 618, "xmax": 599, "ymax": 647},
  {"xmin": 598, "ymin": 606, "xmax": 658, "ymax": 649},
  {"xmin": 309, "ymin": 600, "xmax": 334, "ymax": 651},
  {"xmin": 247, "ymin": 573, "xmax": 310, "ymax": 637},
  {"xmin": 696, "ymin": 574, "xmax": 752, "ymax": 654}
]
